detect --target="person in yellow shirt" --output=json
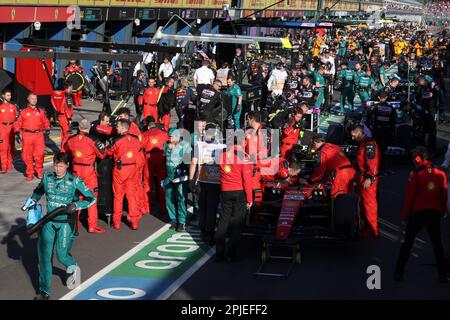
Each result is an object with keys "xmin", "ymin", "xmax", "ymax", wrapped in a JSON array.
[
  {"xmin": 312, "ymin": 36, "xmax": 324, "ymax": 57},
  {"xmin": 413, "ymin": 41, "xmax": 423, "ymax": 57},
  {"xmin": 426, "ymin": 37, "xmax": 435, "ymax": 53}
]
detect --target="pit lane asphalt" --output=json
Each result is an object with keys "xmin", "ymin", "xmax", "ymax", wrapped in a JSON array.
[
  {"xmin": 168, "ymin": 72, "xmax": 450, "ymax": 300},
  {"xmin": 1, "ymin": 76, "xmax": 450, "ymax": 300}
]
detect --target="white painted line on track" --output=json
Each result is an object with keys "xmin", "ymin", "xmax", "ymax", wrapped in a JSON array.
[
  {"xmin": 156, "ymin": 247, "xmax": 216, "ymax": 300},
  {"xmin": 60, "ymin": 223, "xmax": 170, "ymax": 300}
]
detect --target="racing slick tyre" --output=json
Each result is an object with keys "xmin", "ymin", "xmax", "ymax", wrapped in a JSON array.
[{"xmin": 333, "ymin": 193, "xmax": 359, "ymax": 239}]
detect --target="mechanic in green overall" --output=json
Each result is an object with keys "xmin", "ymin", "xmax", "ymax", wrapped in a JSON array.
[
  {"xmin": 353, "ymin": 62, "xmax": 364, "ymax": 84},
  {"xmin": 226, "ymin": 76, "xmax": 243, "ymax": 129},
  {"xmin": 338, "ymin": 38, "xmax": 348, "ymax": 58},
  {"xmin": 355, "ymin": 68, "xmax": 374, "ymax": 105},
  {"xmin": 313, "ymin": 66, "xmax": 326, "ymax": 109},
  {"xmin": 338, "ymin": 61, "xmax": 355, "ymax": 112},
  {"xmin": 29, "ymin": 152, "xmax": 96, "ymax": 300},
  {"xmin": 163, "ymin": 129, "xmax": 192, "ymax": 232}
]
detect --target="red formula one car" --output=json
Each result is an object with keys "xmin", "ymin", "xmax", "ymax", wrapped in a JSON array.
[{"xmin": 244, "ymin": 146, "xmax": 359, "ymax": 276}]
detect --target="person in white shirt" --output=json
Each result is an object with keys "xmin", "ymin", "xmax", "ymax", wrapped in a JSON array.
[
  {"xmin": 215, "ymin": 62, "xmax": 231, "ymax": 89},
  {"xmin": 158, "ymin": 57, "xmax": 174, "ymax": 83},
  {"xmin": 267, "ymin": 62, "xmax": 288, "ymax": 96},
  {"xmin": 194, "ymin": 59, "xmax": 215, "ymax": 94},
  {"xmin": 321, "ymin": 50, "xmax": 335, "ymax": 77}
]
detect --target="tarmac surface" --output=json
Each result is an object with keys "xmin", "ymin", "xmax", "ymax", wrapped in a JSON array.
[{"xmin": 0, "ymin": 76, "xmax": 449, "ymax": 300}]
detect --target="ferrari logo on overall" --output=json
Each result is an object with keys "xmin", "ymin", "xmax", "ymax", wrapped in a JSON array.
[
  {"xmin": 26, "ymin": 113, "xmax": 30, "ymax": 116},
  {"xmin": 224, "ymin": 165, "xmax": 231, "ymax": 173},
  {"xmin": 151, "ymin": 138, "xmax": 158, "ymax": 145},
  {"xmin": 126, "ymin": 151, "xmax": 133, "ymax": 159},
  {"xmin": 79, "ymin": 135, "xmax": 83, "ymax": 140},
  {"xmin": 1, "ymin": 109, "xmax": 4, "ymax": 113},
  {"xmin": 75, "ymin": 151, "xmax": 83, "ymax": 158},
  {"xmin": 427, "ymin": 182, "xmax": 435, "ymax": 191},
  {"xmin": 55, "ymin": 9, "xmax": 58, "ymax": 20}
]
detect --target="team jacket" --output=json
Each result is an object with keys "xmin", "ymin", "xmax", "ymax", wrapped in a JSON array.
[
  {"xmin": 64, "ymin": 132, "xmax": 106, "ymax": 166},
  {"xmin": 0, "ymin": 102, "xmax": 18, "ymax": 125},
  {"xmin": 400, "ymin": 160, "xmax": 448, "ymax": 221},
  {"xmin": 260, "ymin": 157, "xmax": 292, "ymax": 182},
  {"xmin": 95, "ymin": 122, "xmax": 141, "ymax": 141},
  {"xmin": 106, "ymin": 133, "xmax": 142, "ymax": 167},
  {"xmin": 244, "ymin": 124, "xmax": 269, "ymax": 163},
  {"xmin": 143, "ymin": 87, "xmax": 161, "ymax": 106},
  {"xmin": 356, "ymin": 138, "xmax": 380, "ymax": 181},
  {"xmin": 310, "ymin": 143, "xmax": 353, "ymax": 183},
  {"xmin": 31, "ymin": 171, "xmax": 96, "ymax": 220},
  {"xmin": 142, "ymin": 127, "xmax": 169, "ymax": 154},
  {"xmin": 369, "ymin": 103, "xmax": 397, "ymax": 131},
  {"xmin": 281, "ymin": 118, "xmax": 302, "ymax": 146},
  {"xmin": 158, "ymin": 86, "xmax": 176, "ymax": 118},
  {"xmin": 14, "ymin": 105, "xmax": 50, "ymax": 133},
  {"xmin": 219, "ymin": 145, "xmax": 253, "ymax": 204}
]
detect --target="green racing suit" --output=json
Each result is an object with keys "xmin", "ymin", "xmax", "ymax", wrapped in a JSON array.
[{"xmin": 31, "ymin": 171, "xmax": 96, "ymax": 295}]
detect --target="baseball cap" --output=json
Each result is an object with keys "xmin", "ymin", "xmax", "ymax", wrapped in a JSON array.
[{"xmin": 168, "ymin": 128, "xmax": 181, "ymax": 137}]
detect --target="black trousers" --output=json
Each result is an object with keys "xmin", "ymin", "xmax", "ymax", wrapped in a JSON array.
[
  {"xmin": 199, "ymin": 182, "xmax": 221, "ymax": 235},
  {"xmin": 395, "ymin": 209, "xmax": 447, "ymax": 276},
  {"xmin": 215, "ymin": 190, "xmax": 246, "ymax": 258},
  {"xmin": 175, "ymin": 104, "xmax": 185, "ymax": 129}
]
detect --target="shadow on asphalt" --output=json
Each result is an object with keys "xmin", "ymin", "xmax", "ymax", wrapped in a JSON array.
[
  {"xmin": 1, "ymin": 218, "xmax": 39, "ymax": 293},
  {"xmin": 45, "ymin": 136, "xmax": 60, "ymax": 155},
  {"xmin": 12, "ymin": 152, "xmax": 25, "ymax": 175}
]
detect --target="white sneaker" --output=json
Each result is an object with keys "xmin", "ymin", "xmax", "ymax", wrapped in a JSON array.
[{"xmin": 66, "ymin": 265, "xmax": 80, "ymax": 290}]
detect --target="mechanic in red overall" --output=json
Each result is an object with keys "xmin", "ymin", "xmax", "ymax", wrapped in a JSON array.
[
  {"xmin": 51, "ymin": 81, "xmax": 74, "ymax": 149},
  {"xmin": 142, "ymin": 77, "xmax": 160, "ymax": 120},
  {"xmin": 260, "ymin": 157, "xmax": 300, "ymax": 186},
  {"xmin": 305, "ymin": 134, "xmax": 356, "ymax": 198},
  {"xmin": 215, "ymin": 142, "xmax": 253, "ymax": 262},
  {"xmin": 0, "ymin": 89, "xmax": 18, "ymax": 174},
  {"xmin": 351, "ymin": 124, "xmax": 380, "ymax": 238},
  {"xmin": 395, "ymin": 146, "xmax": 448, "ymax": 283},
  {"xmin": 64, "ymin": 119, "xmax": 106, "ymax": 233},
  {"xmin": 14, "ymin": 93, "xmax": 51, "ymax": 181},
  {"xmin": 142, "ymin": 116, "xmax": 169, "ymax": 215},
  {"xmin": 63, "ymin": 60, "xmax": 84, "ymax": 107},
  {"xmin": 280, "ymin": 105, "xmax": 304, "ymax": 159},
  {"xmin": 244, "ymin": 111, "xmax": 269, "ymax": 206},
  {"xmin": 106, "ymin": 119, "xmax": 142, "ymax": 230},
  {"xmin": 114, "ymin": 108, "xmax": 147, "ymax": 217}
]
